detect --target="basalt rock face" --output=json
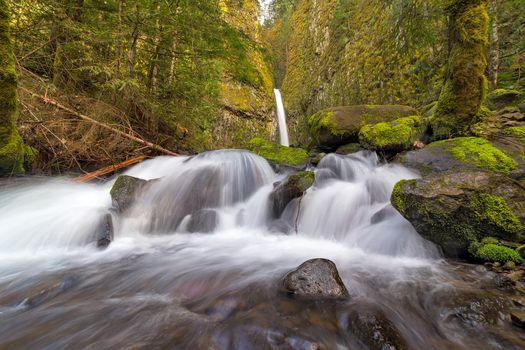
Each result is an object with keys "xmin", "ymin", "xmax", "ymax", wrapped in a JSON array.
[
  {"xmin": 282, "ymin": 259, "xmax": 349, "ymax": 299},
  {"xmin": 391, "ymin": 171, "xmax": 525, "ymax": 258}
]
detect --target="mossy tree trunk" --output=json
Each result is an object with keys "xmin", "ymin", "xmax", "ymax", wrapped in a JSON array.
[
  {"xmin": 0, "ymin": 0, "xmax": 30, "ymax": 175},
  {"xmin": 432, "ymin": 0, "xmax": 489, "ymax": 139}
]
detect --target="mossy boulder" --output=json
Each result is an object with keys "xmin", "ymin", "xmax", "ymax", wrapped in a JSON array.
[
  {"xmin": 359, "ymin": 115, "xmax": 424, "ymax": 153},
  {"xmin": 335, "ymin": 143, "xmax": 362, "ymax": 155},
  {"xmin": 391, "ymin": 171, "xmax": 525, "ymax": 257},
  {"xmin": 487, "ymin": 89, "xmax": 523, "ymax": 110},
  {"xmin": 247, "ymin": 138, "xmax": 309, "ymax": 166},
  {"xmin": 307, "ymin": 105, "xmax": 418, "ymax": 150},
  {"xmin": 398, "ymin": 137, "xmax": 517, "ymax": 175},
  {"xmin": 469, "ymin": 237, "xmax": 523, "ymax": 264},
  {"xmin": 110, "ymin": 175, "xmax": 149, "ymax": 212},
  {"xmin": 270, "ymin": 171, "xmax": 315, "ymax": 218}
]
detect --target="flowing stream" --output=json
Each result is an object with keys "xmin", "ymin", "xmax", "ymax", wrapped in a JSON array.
[
  {"xmin": 0, "ymin": 150, "xmax": 522, "ymax": 349},
  {"xmin": 274, "ymin": 89, "xmax": 290, "ymax": 147}
]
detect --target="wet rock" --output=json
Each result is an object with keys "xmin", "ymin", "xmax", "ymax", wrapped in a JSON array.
[
  {"xmin": 397, "ymin": 137, "xmax": 518, "ymax": 176},
  {"xmin": 308, "ymin": 105, "xmax": 418, "ymax": 150},
  {"xmin": 487, "ymin": 89, "xmax": 522, "ymax": 110},
  {"xmin": 370, "ymin": 204, "xmax": 398, "ymax": 225},
  {"xmin": 310, "ymin": 152, "xmax": 326, "ymax": 166},
  {"xmin": 391, "ymin": 171, "xmax": 525, "ymax": 258},
  {"xmin": 283, "ymin": 259, "xmax": 349, "ymax": 299},
  {"xmin": 186, "ymin": 209, "xmax": 218, "ymax": 233},
  {"xmin": 504, "ymin": 261, "xmax": 517, "ymax": 270},
  {"xmin": 336, "ymin": 143, "xmax": 362, "ymax": 155},
  {"xmin": 247, "ymin": 138, "xmax": 309, "ymax": 167},
  {"xmin": 271, "ymin": 171, "xmax": 315, "ymax": 218},
  {"xmin": 341, "ymin": 308, "xmax": 408, "ymax": 350},
  {"xmin": 510, "ymin": 310, "xmax": 525, "ymax": 328},
  {"xmin": 95, "ymin": 213, "xmax": 114, "ymax": 248},
  {"xmin": 110, "ymin": 175, "xmax": 148, "ymax": 212}
]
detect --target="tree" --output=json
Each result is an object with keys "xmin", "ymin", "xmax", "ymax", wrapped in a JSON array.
[
  {"xmin": 0, "ymin": 0, "xmax": 32, "ymax": 174},
  {"xmin": 432, "ymin": 0, "xmax": 489, "ymax": 138}
]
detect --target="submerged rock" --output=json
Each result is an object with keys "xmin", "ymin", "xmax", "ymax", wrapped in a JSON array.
[
  {"xmin": 95, "ymin": 213, "xmax": 114, "ymax": 248},
  {"xmin": 282, "ymin": 259, "xmax": 349, "ymax": 299},
  {"xmin": 308, "ymin": 105, "xmax": 418, "ymax": 150},
  {"xmin": 270, "ymin": 171, "xmax": 315, "ymax": 218},
  {"xmin": 340, "ymin": 307, "xmax": 408, "ymax": 350},
  {"xmin": 110, "ymin": 175, "xmax": 148, "ymax": 212},
  {"xmin": 391, "ymin": 171, "xmax": 525, "ymax": 257},
  {"xmin": 186, "ymin": 209, "xmax": 218, "ymax": 233}
]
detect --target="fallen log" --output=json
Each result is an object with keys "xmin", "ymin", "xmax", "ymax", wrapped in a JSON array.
[
  {"xmin": 73, "ymin": 156, "xmax": 147, "ymax": 183},
  {"xmin": 20, "ymin": 87, "xmax": 179, "ymax": 157}
]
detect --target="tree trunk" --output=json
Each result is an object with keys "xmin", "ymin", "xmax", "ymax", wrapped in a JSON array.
[
  {"xmin": 432, "ymin": 0, "xmax": 489, "ymax": 139},
  {"xmin": 0, "ymin": 0, "xmax": 29, "ymax": 174},
  {"xmin": 127, "ymin": 5, "xmax": 140, "ymax": 77},
  {"xmin": 488, "ymin": 0, "xmax": 500, "ymax": 88}
]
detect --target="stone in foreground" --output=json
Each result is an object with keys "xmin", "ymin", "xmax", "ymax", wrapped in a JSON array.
[
  {"xmin": 283, "ymin": 258, "xmax": 349, "ymax": 299},
  {"xmin": 391, "ymin": 171, "xmax": 525, "ymax": 257}
]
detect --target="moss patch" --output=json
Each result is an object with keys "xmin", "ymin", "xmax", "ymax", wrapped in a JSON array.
[
  {"xmin": 247, "ymin": 138, "xmax": 309, "ymax": 166},
  {"xmin": 469, "ymin": 240, "xmax": 523, "ymax": 264},
  {"xmin": 476, "ymin": 194, "xmax": 524, "ymax": 234},
  {"xmin": 430, "ymin": 137, "xmax": 517, "ymax": 173},
  {"xmin": 359, "ymin": 115, "xmax": 422, "ymax": 152},
  {"xmin": 505, "ymin": 126, "xmax": 525, "ymax": 144}
]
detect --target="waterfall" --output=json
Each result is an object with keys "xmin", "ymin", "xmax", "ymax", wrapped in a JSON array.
[{"xmin": 274, "ymin": 89, "xmax": 290, "ymax": 147}]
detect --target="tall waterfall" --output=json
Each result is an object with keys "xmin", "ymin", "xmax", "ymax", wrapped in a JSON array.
[{"xmin": 274, "ymin": 89, "xmax": 290, "ymax": 147}]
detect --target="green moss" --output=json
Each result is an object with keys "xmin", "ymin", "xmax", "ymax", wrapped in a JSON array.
[
  {"xmin": 477, "ymin": 193, "xmax": 524, "ymax": 235},
  {"xmin": 358, "ymin": 115, "xmax": 422, "ymax": 151},
  {"xmin": 505, "ymin": 126, "xmax": 525, "ymax": 143},
  {"xmin": 471, "ymin": 243, "xmax": 523, "ymax": 264},
  {"xmin": 489, "ymin": 88, "xmax": 521, "ymax": 99},
  {"xmin": 247, "ymin": 137, "xmax": 309, "ymax": 166},
  {"xmin": 431, "ymin": 137, "xmax": 517, "ymax": 173},
  {"xmin": 287, "ymin": 171, "xmax": 315, "ymax": 192},
  {"xmin": 308, "ymin": 110, "xmax": 339, "ymax": 139},
  {"xmin": 390, "ymin": 179, "xmax": 416, "ymax": 214},
  {"xmin": 432, "ymin": 0, "xmax": 489, "ymax": 138}
]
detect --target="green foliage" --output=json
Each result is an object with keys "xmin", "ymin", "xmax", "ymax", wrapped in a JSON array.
[
  {"xmin": 358, "ymin": 115, "xmax": 422, "ymax": 151},
  {"xmin": 431, "ymin": 137, "xmax": 517, "ymax": 173},
  {"xmin": 247, "ymin": 137, "xmax": 309, "ymax": 165}
]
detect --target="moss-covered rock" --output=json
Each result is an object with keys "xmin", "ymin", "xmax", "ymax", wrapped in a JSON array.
[
  {"xmin": 399, "ymin": 137, "xmax": 517, "ymax": 175},
  {"xmin": 359, "ymin": 115, "xmax": 424, "ymax": 153},
  {"xmin": 335, "ymin": 143, "xmax": 363, "ymax": 155},
  {"xmin": 110, "ymin": 175, "xmax": 148, "ymax": 212},
  {"xmin": 308, "ymin": 105, "xmax": 419, "ymax": 150},
  {"xmin": 391, "ymin": 171, "xmax": 525, "ymax": 257},
  {"xmin": 247, "ymin": 137, "xmax": 309, "ymax": 166},
  {"xmin": 505, "ymin": 126, "xmax": 525, "ymax": 144},
  {"xmin": 469, "ymin": 238, "xmax": 523, "ymax": 264},
  {"xmin": 432, "ymin": 0, "xmax": 489, "ymax": 138},
  {"xmin": 487, "ymin": 89, "xmax": 523, "ymax": 110},
  {"xmin": 270, "ymin": 170, "xmax": 315, "ymax": 218},
  {"xmin": 0, "ymin": 1, "xmax": 31, "ymax": 175}
]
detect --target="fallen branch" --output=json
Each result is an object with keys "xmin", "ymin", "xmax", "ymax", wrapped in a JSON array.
[
  {"xmin": 20, "ymin": 87, "xmax": 179, "ymax": 157},
  {"xmin": 73, "ymin": 156, "xmax": 147, "ymax": 183}
]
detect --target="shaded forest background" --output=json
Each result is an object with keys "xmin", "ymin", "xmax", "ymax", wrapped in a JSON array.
[{"xmin": 7, "ymin": 0, "xmax": 525, "ymax": 173}]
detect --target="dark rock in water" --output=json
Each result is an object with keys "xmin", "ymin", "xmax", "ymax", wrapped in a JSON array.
[
  {"xmin": 308, "ymin": 105, "xmax": 418, "ymax": 150},
  {"xmin": 268, "ymin": 219, "xmax": 294, "ymax": 235},
  {"xmin": 370, "ymin": 204, "xmax": 397, "ymax": 225},
  {"xmin": 510, "ymin": 310, "xmax": 525, "ymax": 328},
  {"xmin": 187, "ymin": 209, "xmax": 218, "ymax": 233},
  {"xmin": 310, "ymin": 152, "xmax": 326, "ymax": 166},
  {"xmin": 95, "ymin": 213, "xmax": 114, "ymax": 248},
  {"xmin": 336, "ymin": 143, "xmax": 362, "ymax": 155},
  {"xmin": 110, "ymin": 175, "xmax": 148, "ymax": 212},
  {"xmin": 283, "ymin": 259, "xmax": 349, "ymax": 299},
  {"xmin": 341, "ymin": 308, "xmax": 408, "ymax": 350},
  {"xmin": 391, "ymin": 171, "xmax": 525, "ymax": 258},
  {"xmin": 271, "ymin": 171, "xmax": 315, "ymax": 218}
]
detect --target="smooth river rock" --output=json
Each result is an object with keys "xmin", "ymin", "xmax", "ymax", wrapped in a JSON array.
[{"xmin": 283, "ymin": 259, "xmax": 349, "ymax": 299}]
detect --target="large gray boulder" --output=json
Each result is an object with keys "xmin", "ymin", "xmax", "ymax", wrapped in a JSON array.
[
  {"xmin": 282, "ymin": 259, "xmax": 349, "ymax": 299},
  {"xmin": 391, "ymin": 171, "xmax": 525, "ymax": 257}
]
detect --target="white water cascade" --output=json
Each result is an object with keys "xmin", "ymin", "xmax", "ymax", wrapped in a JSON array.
[
  {"xmin": 1, "ymin": 150, "xmax": 520, "ymax": 349},
  {"xmin": 274, "ymin": 89, "xmax": 290, "ymax": 147}
]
